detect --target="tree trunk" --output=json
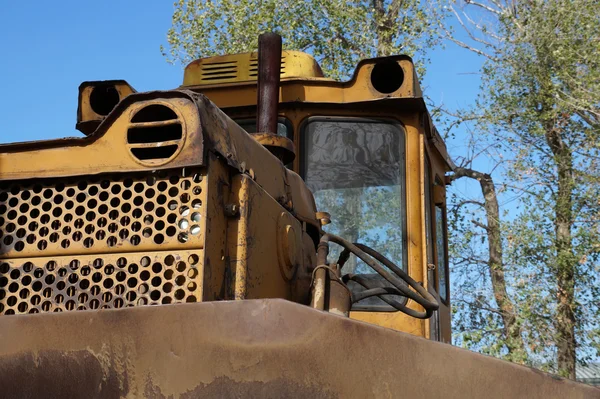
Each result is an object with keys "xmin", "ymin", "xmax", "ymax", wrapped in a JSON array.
[
  {"xmin": 545, "ymin": 126, "xmax": 577, "ymax": 379},
  {"xmin": 373, "ymin": 0, "xmax": 402, "ymax": 56},
  {"xmin": 451, "ymin": 168, "xmax": 527, "ymax": 361}
]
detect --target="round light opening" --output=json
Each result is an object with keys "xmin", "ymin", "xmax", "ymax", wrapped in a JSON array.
[
  {"xmin": 90, "ymin": 85, "xmax": 120, "ymax": 116},
  {"xmin": 370, "ymin": 61, "xmax": 404, "ymax": 94}
]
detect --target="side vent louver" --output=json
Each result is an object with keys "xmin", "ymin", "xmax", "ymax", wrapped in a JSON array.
[
  {"xmin": 126, "ymin": 104, "xmax": 185, "ymax": 166},
  {"xmin": 200, "ymin": 61, "xmax": 238, "ymax": 81},
  {"xmin": 249, "ymin": 55, "xmax": 286, "ymax": 78}
]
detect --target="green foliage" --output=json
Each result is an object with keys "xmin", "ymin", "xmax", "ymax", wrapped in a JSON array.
[
  {"xmin": 447, "ymin": 0, "xmax": 600, "ymax": 376},
  {"xmin": 162, "ymin": 0, "xmax": 445, "ymax": 78}
]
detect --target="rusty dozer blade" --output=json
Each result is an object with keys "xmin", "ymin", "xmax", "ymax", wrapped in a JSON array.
[{"xmin": 0, "ymin": 300, "xmax": 597, "ymax": 398}]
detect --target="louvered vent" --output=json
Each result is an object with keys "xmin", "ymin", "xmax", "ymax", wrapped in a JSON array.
[
  {"xmin": 126, "ymin": 104, "xmax": 185, "ymax": 166},
  {"xmin": 200, "ymin": 60, "xmax": 238, "ymax": 81},
  {"xmin": 249, "ymin": 55, "xmax": 286, "ymax": 78}
]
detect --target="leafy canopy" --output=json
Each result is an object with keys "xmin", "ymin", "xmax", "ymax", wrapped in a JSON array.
[{"xmin": 162, "ymin": 0, "xmax": 445, "ymax": 78}]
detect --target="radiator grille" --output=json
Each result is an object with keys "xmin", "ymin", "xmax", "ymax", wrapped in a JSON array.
[
  {"xmin": 0, "ymin": 168, "xmax": 206, "ymax": 258},
  {"xmin": 0, "ymin": 167, "xmax": 207, "ymax": 315},
  {"xmin": 0, "ymin": 250, "xmax": 202, "ymax": 315}
]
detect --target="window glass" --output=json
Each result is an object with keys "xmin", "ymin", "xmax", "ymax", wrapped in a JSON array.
[
  {"xmin": 425, "ymin": 157, "xmax": 440, "ymax": 339},
  {"xmin": 425, "ymin": 158, "xmax": 434, "ymax": 266},
  {"xmin": 436, "ymin": 205, "xmax": 448, "ymax": 302},
  {"xmin": 302, "ymin": 118, "xmax": 406, "ymax": 308}
]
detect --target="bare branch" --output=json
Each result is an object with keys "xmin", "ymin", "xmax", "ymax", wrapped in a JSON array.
[
  {"xmin": 451, "ymin": 7, "xmax": 496, "ymax": 49},
  {"xmin": 472, "ymin": 220, "xmax": 490, "ymax": 230},
  {"xmin": 463, "ymin": 0, "xmax": 502, "ymax": 15},
  {"xmin": 442, "ymin": 25, "xmax": 498, "ymax": 61},
  {"xmin": 462, "ymin": 10, "xmax": 503, "ymax": 42},
  {"xmin": 455, "ymin": 199, "xmax": 486, "ymax": 209}
]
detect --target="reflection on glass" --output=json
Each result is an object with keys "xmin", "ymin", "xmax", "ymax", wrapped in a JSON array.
[
  {"xmin": 303, "ymin": 118, "xmax": 406, "ymax": 307},
  {"xmin": 425, "ymin": 158, "xmax": 434, "ymax": 266},
  {"xmin": 425, "ymin": 160, "xmax": 440, "ymax": 338},
  {"xmin": 436, "ymin": 205, "xmax": 448, "ymax": 302}
]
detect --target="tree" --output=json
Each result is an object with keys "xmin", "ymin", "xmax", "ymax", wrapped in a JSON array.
[
  {"xmin": 445, "ymin": 0, "xmax": 600, "ymax": 378},
  {"xmin": 448, "ymin": 165, "xmax": 527, "ymax": 363},
  {"xmin": 162, "ymin": 0, "xmax": 445, "ymax": 78}
]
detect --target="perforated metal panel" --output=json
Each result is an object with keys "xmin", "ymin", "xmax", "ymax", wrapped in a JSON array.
[
  {"xmin": 0, "ymin": 167, "xmax": 207, "ymax": 315},
  {"xmin": 0, "ymin": 251, "xmax": 202, "ymax": 315}
]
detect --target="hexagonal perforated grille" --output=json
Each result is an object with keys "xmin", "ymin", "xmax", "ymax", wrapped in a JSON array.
[{"xmin": 0, "ymin": 251, "xmax": 202, "ymax": 315}]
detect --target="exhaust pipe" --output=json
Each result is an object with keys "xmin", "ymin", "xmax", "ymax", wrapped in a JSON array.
[
  {"xmin": 253, "ymin": 33, "xmax": 295, "ymax": 165},
  {"xmin": 256, "ymin": 32, "xmax": 282, "ymax": 135}
]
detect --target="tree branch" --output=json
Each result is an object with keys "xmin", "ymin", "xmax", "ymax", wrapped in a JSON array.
[
  {"xmin": 472, "ymin": 220, "xmax": 490, "ymax": 230},
  {"xmin": 464, "ymin": 0, "xmax": 502, "ymax": 15}
]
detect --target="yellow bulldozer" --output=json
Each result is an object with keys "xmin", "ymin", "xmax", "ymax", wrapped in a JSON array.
[{"xmin": 0, "ymin": 33, "xmax": 596, "ymax": 398}]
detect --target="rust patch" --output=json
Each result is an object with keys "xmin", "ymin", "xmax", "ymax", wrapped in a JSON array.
[
  {"xmin": 0, "ymin": 350, "xmax": 127, "ymax": 399},
  {"xmin": 180, "ymin": 376, "xmax": 335, "ymax": 399}
]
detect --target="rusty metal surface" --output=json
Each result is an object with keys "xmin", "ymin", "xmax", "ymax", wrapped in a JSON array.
[
  {"xmin": 226, "ymin": 174, "xmax": 310, "ymax": 302},
  {"xmin": 253, "ymin": 33, "xmax": 297, "ymax": 165},
  {"xmin": 0, "ymin": 249, "xmax": 202, "ymax": 315},
  {"xmin": 251, "ymin": 133, "xmax": 296, "ymax": 165},
  {"xmin": 0, "ymin": 299, "xmax": 597, "ymax": 398},
  {"xmin": 76, "ymin": 80, "xmax": 137, "ymax": 135},
  {"xmin": 256, "ymin": 32, "xmax": 283, "ymax": 135},
  {"xmin": 0, "ymin": 89, "xmax": 317, "ymax": 225},
  {"xmin": 0, "ymin": 166, "xmax": 207, "ymax": 316}
]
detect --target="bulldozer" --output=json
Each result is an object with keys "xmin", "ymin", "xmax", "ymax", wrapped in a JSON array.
[{"xmin": 0, "ymin": 33, "xmax": 597, "ymax": 398}]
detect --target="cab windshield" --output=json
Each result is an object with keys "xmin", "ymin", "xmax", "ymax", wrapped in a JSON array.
[{"xmin": 302, "ymin": 117, "xmax": 407, "ymax": 308}]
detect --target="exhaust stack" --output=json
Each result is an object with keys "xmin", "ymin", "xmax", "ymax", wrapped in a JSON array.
[
  {"xmin": 253, "ymin": 33, "xmax": 295, "ymax": 165},
  {"xmin": 257, "ymin": 33, "xmax": 282, "ymax": 135}
]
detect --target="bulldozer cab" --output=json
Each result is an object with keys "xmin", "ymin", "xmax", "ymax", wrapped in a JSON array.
[{"xmin": 177, "ymin": 49, "xmax": 453, "ymax": 342}]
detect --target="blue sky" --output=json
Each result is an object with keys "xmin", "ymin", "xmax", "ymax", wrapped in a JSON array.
[
  {"xmin": 0, "ymin": 1, "xmax": 483, "ymax": 146},
  {"xmin": 0, "ymin": 1, "xmax": 180, "ymax": 143}
]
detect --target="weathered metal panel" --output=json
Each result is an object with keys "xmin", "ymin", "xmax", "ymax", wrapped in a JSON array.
[{"xmin": 0, "ymin": 299, "xmax": 596, "ymax": 398}]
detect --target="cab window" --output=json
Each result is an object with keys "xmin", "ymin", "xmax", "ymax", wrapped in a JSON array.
[
  {"xmin": 425, "ymin": 156, "xmax": 440, "ymax": 340},
  {"xmin": 425, "ymin": 157, "xmax": 434, "ymax": 267},
  {"xmin": 301, "ymin": 117, "xmax": 407, "ymax": 309},
  {"xmin": 435, "ymin": 204, "xmax": 448, "ymax": 303}
]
